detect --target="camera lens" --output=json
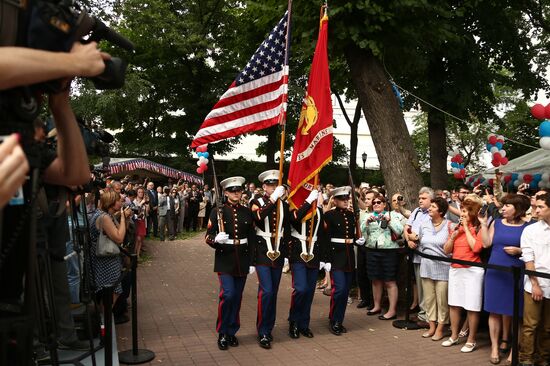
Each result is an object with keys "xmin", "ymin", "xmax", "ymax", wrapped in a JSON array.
[{"xmin": 397, "ymin": 195, "xmax": 403, "ymax": 201}]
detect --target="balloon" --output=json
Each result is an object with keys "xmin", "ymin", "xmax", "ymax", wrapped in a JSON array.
[
  {"xmin": 539, "ymin": 181, "xmax": 546, "ymax": 189},
  {"xmin": 196, "ymin": 160, "xmax": 202, "ymax": 166},
  {"xmin": 513, "ymin": 180, "xmax": 520, "ymax": 187},
  {"xmin": 203, "ymin": 152, "xmax": 210, "ymax": 159},
  {"xmin": 488, "ymin": 135, "xmax": 497, "ymax": 145},
  {"xmin": 196, "ymin": 167, "xmax": 203, "ymax": 174},
  {"xmin": 518, "ymin": 173, "xmax": 524, "ymax": 181},
  {"xmin": 503, "ymin": 175, "xmax": 512, "ymax": 184},
  {"xmin": 454, "ymin": 173, "xmax": 461, "ymax": 179},
  {"xmin": 451, "ymin": 162, "xmax": 457, "ymax": 168},
  {"xmin": 542, "ymin": 172, "xmax": 550, "ymax": 182},
  {"xmin": 202, "ymin": 158, "xmax": 209, "ymax": 165},
  {"xmin": 202, "ymin": 164, "xmax": 209, "ymax": 171},
  {"xmin": 541, "ymin": 136, "xmax": 550, "ymax": 150},
  {"xmin": 500, "ymin": 149, "xmax": 506, "ymax": 157},
  {"xmin": 512, "ymin": 173, "xmax": 519, "ymax": 181},
  {"xmin": 495, "ymin": 142, "xmax": 503, "ymax": 149},
  {"xmin": 492, "ymin": 159, "xmax": 501, "ymax": 167},
  {"xmin": 488, "ymin": 179, "xmax": 494, "ymax": 186},
  {"xmin": 545, "ymin": 104, "xmax": 550, "ymax": 119},
  {"xmin": 455, "ymin": 155, "xmax": 463, "ymax": 163},
  {"xmin": 534, "ymin": 173, "xmax": 542, "ymax": 181},
  {"xmin": 524, "ymin": 174, "xmax": 533, "ymax": 183},
  {"xmin": 531, "ymin": 103, "xmax": 546, "ymax": 120},
  {"xmin": 486, "ymin": 143, "xmax": 493, "ymax": 152},
  {"xmin": 530, "ymin": 181, "xmax": 538, "ymax": 189},
  {"xmin": 540, "ymin": 121, "xmax": 550, "ymax": 137},
  {"xmin": 490, "ymin": 146, "xmax": 499, "ymax": 154},
  {"xmin": 501, "ymin": 157, "xmax": 509, "ymax": 165}
]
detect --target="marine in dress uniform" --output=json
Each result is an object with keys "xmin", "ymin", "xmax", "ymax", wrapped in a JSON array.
[
  {"xmin": 323, "ymin": 186, "xmax": 365, "ymax": 335},
  {"xmin": 250, "ymin": 169, "xmax": 290, "ymax": 349},
  {"xmin": 287, "ymin": 189, "xmax": 327, "ymax": 339},
  {"xmin": 205, "ymin": 176, "xmax": 255, "ymax": 350}
]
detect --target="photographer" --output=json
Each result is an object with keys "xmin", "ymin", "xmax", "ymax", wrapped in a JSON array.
[{"xmin": 0, "ymin": 133, "xmax": 29, "ymax": 208}]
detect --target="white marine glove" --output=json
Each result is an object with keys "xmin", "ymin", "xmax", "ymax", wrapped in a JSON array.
[
  {"xmin": 284, "ymin": 258, "xmax": 289, "ymax": 266},
  {"xmin": 270, "ymin": 185, "xmax": 285, "ymax": 201},
  {"xmin": 214, "ymin": 232, "xmax": 229, "ymax": 244},
  {"xmin": 324, "ymin": 262, "xmax": 332, "ymax": 272},
  {"xmin": 249, "ymin": 266, "xmax": 256, "ymax": 274},
  {"xmin": 319, "ymin": 262, "xmax": 326, "ymax": 270},
  {"xmin": 305, "ymin": 189, "xmax": 319, "ymax": 204},
  {"xmin": 355, "ymin": 237, "xmax": 366, "ymax": 246}
]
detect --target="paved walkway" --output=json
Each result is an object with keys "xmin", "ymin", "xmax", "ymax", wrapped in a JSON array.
[{"xmin": 116, "ymin": 233, "xmax": 493, "ymax": 365}]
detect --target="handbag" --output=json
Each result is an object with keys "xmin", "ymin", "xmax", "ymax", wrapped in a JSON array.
[{"xmin": 96, "ymin": 214, "xmax": 120, "ymax": 257}]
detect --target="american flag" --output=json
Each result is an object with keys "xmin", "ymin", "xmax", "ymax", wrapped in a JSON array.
[{"xmin": 191, "ymin": 12, "xmax": 289, "ymax": 148}]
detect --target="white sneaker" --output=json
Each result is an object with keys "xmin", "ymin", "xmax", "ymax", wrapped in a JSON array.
[{"xmin": 441, "ymin": 337, "xmax": 459, "ymax": 347}]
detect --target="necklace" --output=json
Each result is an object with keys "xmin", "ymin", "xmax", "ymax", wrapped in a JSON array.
[{"xmin": 432, "ymin": 219, "xmax": 444, "ymax": 227}]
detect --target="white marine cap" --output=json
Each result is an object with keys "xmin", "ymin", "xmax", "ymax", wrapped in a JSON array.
[
  {"xmin": 220, "ymin": 176, "xmax": 246, "ymax": 191},
  {"xmin": 330, "ymin": 186, "xmax": 352, "ymax": 199},
  {"xmin": 258, "ymin": 169, "xmax": 280, "ymax": 184},
  {"xmin": 359, "ymin": 182, "xmax": 370, "ymax": 189}
]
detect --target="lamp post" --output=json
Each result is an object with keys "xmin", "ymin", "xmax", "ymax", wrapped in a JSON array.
[{"xmin": 361, "ymin": 152, "xmax": 367, "ymax": 182}]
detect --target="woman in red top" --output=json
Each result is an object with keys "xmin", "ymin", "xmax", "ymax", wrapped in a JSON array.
[{"xmin": 441, "ymin": 195, "xmax": 484, "ymax": 353}]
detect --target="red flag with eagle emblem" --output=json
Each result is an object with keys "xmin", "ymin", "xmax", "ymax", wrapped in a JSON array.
[{"xmin": 287, "ymin": 12, "xmax": 333, "ymax": 212}]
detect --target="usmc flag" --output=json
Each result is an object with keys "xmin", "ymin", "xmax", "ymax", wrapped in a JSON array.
[{"xmin": 287, "ymin": 13, "xmax": 333, "ymax": 214}]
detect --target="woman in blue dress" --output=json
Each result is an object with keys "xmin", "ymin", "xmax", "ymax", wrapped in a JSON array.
[{"xmin": 480, "ymin": 193, "xmax": 531, "ymax": 364}]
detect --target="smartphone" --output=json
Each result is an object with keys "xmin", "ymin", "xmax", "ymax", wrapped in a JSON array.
[{"xmin": 479, "ymin": 204, "xmax": 488, "ymax": 217}]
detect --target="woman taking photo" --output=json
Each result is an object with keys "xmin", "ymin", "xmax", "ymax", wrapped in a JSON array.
[
  {"xmin": 442, "ymin": 194, "xmax": 484, "ymax": 353},
  {"xmin": 361, "ymin": 194, "xmax": 404, "ymax": 320},
  {"xmin": 90, "ymin": 191, "xmax": 132, "ymax": 304},
  {"xmin": 418, "ymin": 197, "xmax": 451, "ymax": 341},
  {"xmin": 481, "ymin": 193, "xmax": 530, "ymax": 364}
]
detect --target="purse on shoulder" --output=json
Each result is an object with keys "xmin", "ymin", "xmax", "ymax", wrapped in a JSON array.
[{"xmin": 97, "ymin": 214, "xmax": 120, "ymax": 257}]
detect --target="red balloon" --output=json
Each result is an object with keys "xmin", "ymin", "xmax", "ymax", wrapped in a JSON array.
[
  {"xmin": 524, "ymin": 174, "xmax": 533, "ymax": 183},
  {"xmin": 545, "ymin": 103, "xmax": 550, "ymax": 119},
  {"xmin": 455, "ymin": 155, "xmax": 463, "ymax": 163},
  {"xmin": 531, "ymin": 104, "xmax": 546, "ymax": 120},
  {"xmin": 492, "ymin": 160, "xmax": 501, "ymax": 167},
  {"xmin": 488, "ymin": 135, "xmax": 497, "ymax": 145},
  {"xmin": 454, "ymin": 173, "xmax": 461, "ymax": 179},
  {"xmin": 501, "ymin": 157, "xmax": 509, "ymax": 165},
  {"xmin": 493, "ymin": 152, "xmax": 502, "ymax": 161},
  {"xmin": 460, "ymin": 170, "xmax": 466, "ymax": 179},
  {"xmin": 202, "ymin": 165, "xmax": 209, "ymax": 171},
  {"xmin": 504, "ymin": 175, "xmax": 512, "ymax": 183},
  {"xmin": 196, "ymin": 167, "xmax": 202, "ymax": 174},
  {"xmin": 488, "ymin": 179, "xmax": 494, "ymax": 186}
]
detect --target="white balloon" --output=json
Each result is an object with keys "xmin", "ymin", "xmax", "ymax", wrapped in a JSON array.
[
  {"xmin": 196, "ymin": 160, "xmax": 202, "ymax": 166},
  {"xmin": 539, "ymin": 181, "xmax": 546, "ymax": 189},
  {"xmin": 518, "ymin": 173, "xmax": 524, "ymax": 181},
  {"xmin": 540, "ymin": 136, "xmax": 550, "ymax": 150},
  {"xmin": 202, "ymin": 158, "xmax": 209, "ymax": 165},
  {"xmin": 490, "ymin": 147, "xmax": 499, "ymax": 154},
  {"xmin": 488, "ymin": 133, "xmax": 496, "ymax": 138},
  {"xmin": 498, "ymin": 135, "xmax": 505, "ymax": 141},
  {"xmin": 513, "ymin": 180, "xmax": 520, "ymax": 187},
  {"xmin": 542, "ymin": 172, "xmax": 550, "ymax": 182},
  {"xmin": 500, "ymin": 149, "xmax": 506, "ymax": 157},
  {"xmin": 452, "ymin": 168, "xmax": 459, "ymax": 173}
]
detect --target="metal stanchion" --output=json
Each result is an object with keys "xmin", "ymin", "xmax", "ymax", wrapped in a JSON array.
[
  {"xmin": 511, "ymin": 266, "xmax": 521, "ymax": 366},
  {"xmin": 118, "ymin": 254, "xmax": 155, "ymax": 365},
  {"xmin": 102, "ymin": 287, "xmax": 114, "ymax": 366},
  {"xmin": 393, "ymin": 248, "xmax": 421, "ymax": 330}
]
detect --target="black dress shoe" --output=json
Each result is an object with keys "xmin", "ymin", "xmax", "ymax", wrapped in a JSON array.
[
  {"xmin": 258, "ymin": 334, "xmax": 271, "ymax": 349},
  {"xmin": 356, "ymin": 300, "xmax": 369, "ymax": 309},
  {"xmin": 228, "ymin": 335, "xmax": 239, "ymax": 347},
  {"xmin": 378, "ymin": 314, "xmax": 397, "ymax": 320},
  {"xmin": 288, "ymin": 322, "xmax": 300, "ymax": 339},
  {"xmin": 267, "ymin": 333, "xmax": 273, "ymax": 342},
  {"xmin": 217, "ymin": 334, "xmax": 229, "ymax": 350},
  {"xmin": 367, "ymin": 309, "xmax": 381, "ymax": 316},
  {"xmin": 299, "ymin": 328, "xmax": 314, "ymax": 338},
  {"xmin": 329, "ymin": 321, "xmax": 342, "ymax": 336}
]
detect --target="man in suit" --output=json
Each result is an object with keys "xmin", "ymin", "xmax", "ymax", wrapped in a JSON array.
[
  {"xmin": 146, "ymin": 181, "xmax": 159, "ymax": 236},
  {"xmin": 167, "ymin": 188, "xmax": 179, "ymax": 240},
  {"xmin": 186, "ymin": 184, "xmax": 203, "ymax": 232},
  {"xmin": 158, "ymin": 186, "xmax": 169, "ymax": 241}
]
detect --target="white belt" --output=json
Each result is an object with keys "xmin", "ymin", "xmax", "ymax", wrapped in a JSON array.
[
  {"xmin": 224, "ymin": 238, "xmax": 248, "ymax": 245},
  {"xmin": 291, "ymin": 228, "xmax": 317, "ymax": 244},
  {"xmin": 330, "ymin": 238, "xmax": 354, "ymax": 244},
  {"xmin": 255, "ymin": 228, "xmax": 276, "ymax": 238}
]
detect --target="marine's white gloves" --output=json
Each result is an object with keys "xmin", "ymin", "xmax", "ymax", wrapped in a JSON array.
[
  {"xmin": 305, "ymin": 190, "xmax": 319, "ymax": 204},
  {"xmin": 215, "ymin": 232, "xmax": 229, "ymax": 244}
]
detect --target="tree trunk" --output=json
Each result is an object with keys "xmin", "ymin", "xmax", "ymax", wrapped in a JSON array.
[
  {"xmin": 427, "ymin": 110, "xmax": 448, "ymax": 189},
  {"xmin": 345, "ymin": 45, "xmax": 423, "ymax": 206}
]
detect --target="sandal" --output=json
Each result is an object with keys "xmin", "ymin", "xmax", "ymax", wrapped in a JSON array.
[
  {"xmin": 317, "ymin": 283, "xmax": 327, "ymax": 290},
  {"xmin": 458, "ymin": 328, "xmax": 469, "ymax": 338},
  {"xmin": 490, "ymin": 355, "xmax": 501, "ymax": 365},
  {"xmin": 499, "ymin": 339, "xmax": 510, "ymax": 355},
  {"xmin": 323, "ymin": 287, "xmax": 332, "ymax": 296}
]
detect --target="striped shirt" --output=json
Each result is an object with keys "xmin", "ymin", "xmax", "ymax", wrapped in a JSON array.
[
  {"xmin": 407, "ymin": 207, "xmax": 431, "ymax": 264},
  {"xmin": 418, "ymin": 219, "xmax": 452, "ymax": 281}
]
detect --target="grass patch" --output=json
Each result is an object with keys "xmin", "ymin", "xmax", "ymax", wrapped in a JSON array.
[{"xmin": 146, "ymin": 228, "xmax": 206, "ymax": 242}]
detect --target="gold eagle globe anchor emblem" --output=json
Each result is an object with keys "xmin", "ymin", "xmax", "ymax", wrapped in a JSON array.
[{"xmin": 298, "ymin": 95, "xmax": 318, "ymax": 135}]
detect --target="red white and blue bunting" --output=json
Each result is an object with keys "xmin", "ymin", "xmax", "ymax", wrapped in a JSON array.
[{"xmin": 106, "ymin": 158, "xmax": 203, "ymax": 185}]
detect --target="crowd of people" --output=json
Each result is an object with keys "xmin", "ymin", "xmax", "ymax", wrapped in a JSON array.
[{"xmin": 205, "ymin": 171, "xmax": 550, "ymax": 366}]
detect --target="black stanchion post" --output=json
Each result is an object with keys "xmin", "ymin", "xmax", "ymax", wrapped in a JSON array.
[
  {"xmin": 118, "ymin": 254, "xmax": 155, "ymax": 364},
  {"xmin": 393, "ymin": 248, "xmax": 421, "ymax": 330},
  {"xmin": 511, "ymin": 266, "xmax": 521, "ymax": 366},
  {"xmin": 103, "ymin": 287, "xmax": 113, "ymax": 366}
]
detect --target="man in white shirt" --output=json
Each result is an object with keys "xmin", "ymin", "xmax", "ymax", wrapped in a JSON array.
[{"xmin": 519, "ymin": 193, "xmax": 550, "ymax": 366}]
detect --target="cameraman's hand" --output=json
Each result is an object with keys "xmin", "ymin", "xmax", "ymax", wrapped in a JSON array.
[
  {"xmin": 0, "ymin": 134, "xmax": 29, "ymax": 208},
  {"xmin": 123, "ymin": 207, "xmax": 132, "ymax": 218},
  {"xmin": 70, "ymin": 42, "xmax": 111, "ymax": 77}
]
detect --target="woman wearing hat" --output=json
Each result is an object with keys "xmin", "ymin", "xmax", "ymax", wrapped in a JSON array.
[
  {"xmin": 323, "ymin": 186, "xmax": 365, "ymax": 335},
  {"xmin": 205, "ymin": 176, "xmax": 255, "ymax": 351},
  {"xmin": 250, "ymin": 169, "xmax": 290, "ymax": 349}
]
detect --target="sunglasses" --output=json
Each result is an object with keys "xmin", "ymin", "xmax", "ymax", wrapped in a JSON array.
[{"xmin": 373, "ymin": 201, "xmax": 384, "ymax": 205}]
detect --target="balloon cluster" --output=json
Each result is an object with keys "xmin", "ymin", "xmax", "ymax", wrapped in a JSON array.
[
  {"xmin": 486, "ymin": 134, "xmax": 508, "ymax": 167},
  {"xmin": 501, "ymin": 172, "xmax": 550, "ymax": 189},
  {"xmin": 449, "ymin": 149, "xmax": 466, "ymax": 179},
  {"xmin": 195, "ymin": 144, "xmax": 209, "ymax": 174},
  {"xmin": 530, "ymin": 104, "xmax": 550, "ymax": 150}
]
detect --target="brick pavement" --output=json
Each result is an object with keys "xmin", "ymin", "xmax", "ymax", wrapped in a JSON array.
[{"xmin": 116, "ymin": 234, "xmax": 494, "ymax": 366}]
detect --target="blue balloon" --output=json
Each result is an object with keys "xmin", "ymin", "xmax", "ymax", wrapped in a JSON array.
[
  {"xmin": 530, "ymin": 181, "xmax": 538, "ymax": 189},
  {"xmin": 458, "ymin": 164, "xmax": 464, "ymax": 169},
  {"xmin": 451, "ymin": 162, "xmax": 457, "ymax": 168},
  {"xmin": 198, "ymin": 152, "xmax": 205, "ymax": 158},
  {"xmin": 203, "ymin": 152, "xmax": 209, "ymax": 159},
  {"xmin": 539, "ymin": 120, "xmax": 550, "ymax": 137},
  {"xmin": 534, "ymin": 173, "xmax": 542, "ymax": 181},
  {"xmin": 512, "ymin": 173, "xmax": 519, "ymax": 181},
  {"xmin": 495, "ymin": 142, "xmax": 503, "ymax": 149},
  {"xmin": 486, "ymin": 143, "xmax": 493, "ymax": 152}
]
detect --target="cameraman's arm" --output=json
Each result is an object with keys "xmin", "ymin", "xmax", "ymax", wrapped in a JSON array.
[
  {"xmin": 42, "ymin": 87, "xmax": 90, "ymax": 186},
  {"xmin": 0, "ymin": 43, "xmax": 109, "ymax": 90}
]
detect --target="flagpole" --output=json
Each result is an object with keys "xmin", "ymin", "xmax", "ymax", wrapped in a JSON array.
[{"xmin": 272, "ymin": 0, "xmax": 292, "ymax": 260}]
